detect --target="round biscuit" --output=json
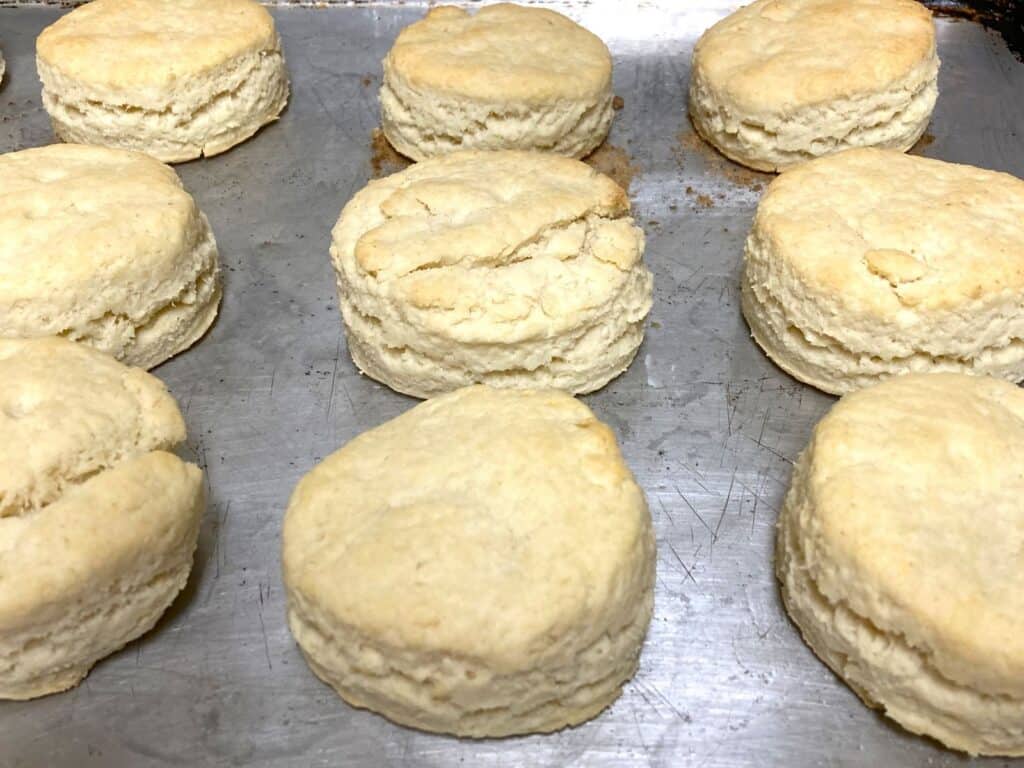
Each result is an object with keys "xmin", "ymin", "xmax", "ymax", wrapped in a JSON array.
[
  {"xmin": 0, "ymin": 144, "xmax": 221, "ymax": 369},
  {"xmin": 0, "ymin": 337, "xmax": 204, "ymax": 700},
  {"xmin": 689, "ymin": 0, "xmax": 939, "ymax": 171},
  {"xmin": 777, "ymin": 372, "xmax": 1024, "ymax": 755},
  {"xmin": 282, "ymin": 385, "xmax": 655, "ymax": 737},
  {"xmin": 381, "ymin": 4, "xmax": 614, "ymax": 160}
]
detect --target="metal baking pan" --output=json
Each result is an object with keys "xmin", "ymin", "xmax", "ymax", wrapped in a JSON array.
[{"xmin": 1, "ymin": 3, "xmax": 1022, "ymax": 765}]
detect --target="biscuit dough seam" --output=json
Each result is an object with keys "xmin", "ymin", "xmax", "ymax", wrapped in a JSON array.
[
  {"xmin": 288, "ymin": 589, "xmax": 649, "ymax": 724},
  {"xmin": 746, "ymin": 274, "xmax": 1024, "ymax": 370},
  {"xmin": 55, "ymin": 241, "xmax": 219, "ymax": 350},
  {"xmin": 381, "ymin": 79, "xmax": 612, "ymax": 155}
]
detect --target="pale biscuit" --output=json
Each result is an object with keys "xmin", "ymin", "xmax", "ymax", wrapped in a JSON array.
[
  {"xmin": 0, "ymin": 337, "xmax": 204, "ymax": 700},
  {"xmin": 741, "ymin": 148, "xmax": 1024, "ymax": 394},
  {"xmin": 36, "ymin": 0, "xmax": 289, "ymax": 163},
  {"xmin": 331, "ymin": 150, "xmax": 652, "ymax": 398},
  {"xmin": 0, "ymin": 144, "xmax": 221, "ymax": 369},
  {"xmin": 777, "ymin": 373, "xmax": 1024, "ymax": 755},
  {"xmin": 283, "ymin": 385, "xmax": 655, "ymax": 737},
  {"xmin": 381, "ymin": 4, "xmax": 614, "ymax": 160},
  {"xmin": 689, "ymin": 0, "xmax": 938, "ymax": 172}
]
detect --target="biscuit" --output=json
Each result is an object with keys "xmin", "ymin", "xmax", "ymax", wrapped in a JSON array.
[
  {"xmin": 381, "ymin": 4, "xmax": 614, "ymax": 160},
  {"xmin": 283, "ymin": 385, "xmax": 655, "ymax": 737},
  {"xmin": 689, "ymin": 0, "xmax": 938, "ymax": 172},
  {"xmin": 741, "ymin": 148, "xmax": 1024, "ymax": 394},
  {"xmin": 0, "ymin": 337, "xmax": 204, "ymax": 700},
  {"xmin": 331, "ymin": 150, "xmax": 652, "ymax": 398},
  {"xmin": 36, "ymin": 0, "xmax": 289, "ymax": 163},
  {"xmin": 0, "ymin": 144, "xmax": 221, "ymax": 369},
  {"xmin": 777, "ymin": 373, "xmax": 1024, "ymax": 755}
]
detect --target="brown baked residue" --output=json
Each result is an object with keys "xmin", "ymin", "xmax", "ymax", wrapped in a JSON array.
[
  {"xmin": 612, "ymin": 95, "xmax": 625, "ymax": 111},
  {"xmin": 370, "ymin": 128, "xmax": 412, "ymax": 179},
  {"xmin": 676, "ymin": 124, "xmax": 771, "ymax": 192},
  {"xmin": 909, "ymin": 132, "xmax": 936, "ymax": 154},
  {"xmin": 361, "ymin": 74, "xmax": 376, "ymax": 88},
  {"xmin": 583, "ymin": 142, "xmax": 640, "ymax": 194}
]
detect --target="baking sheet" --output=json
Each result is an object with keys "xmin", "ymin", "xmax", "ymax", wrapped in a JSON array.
[{"xmin": 2, "ymin": 4, "xmax": 1024, "ymax": 766}]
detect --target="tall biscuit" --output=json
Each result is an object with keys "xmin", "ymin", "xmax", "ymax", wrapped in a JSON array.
[
  {"xmin": 381, "ymin": 4, "xmax": 614, "ymax": 160},
  {"xmin": 689, "ymin": 0, "xmax": 938, "ymax": 171},
  {"xmin": 37, "ymin": 0, "xmax": 289, "ymax": 162}
]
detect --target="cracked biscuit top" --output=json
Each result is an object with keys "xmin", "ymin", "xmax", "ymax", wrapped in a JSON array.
[
  {"xmin": 36, "ymin": 0, "xmax": 279, "ymax": 91},
  {"xmin": 693, "ymin": 0, "xmax": 936, "ymax": 116},
  {"xmin": 0, "ymin": 338, "xmax": 185, "ymax": 520},
  {"xmin": 753, "ymin": 148, "xmax": 1024, "ymax": 316},
  {"xmin": 383, "ymin": 4, "xmax": 611, "ymax": 105},
  {"xmin": 332, "ymin": 150, "xmax": 645, "ymax": 345}
]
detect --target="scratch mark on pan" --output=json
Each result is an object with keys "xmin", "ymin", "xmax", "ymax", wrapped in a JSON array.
[
  {"xmin": 742, "ymin": 432, "xmax": 794, "ymax": 465},
  {"xmin": 257, "ymin": 601, "xmax": 273, "ymax": 671},
  {"xmin": 657, "ymin": 496, "xmax": 676, "ymax": 526},
  {"xmin": 667, "ymin": 543, "xmax": 698, "ymax": 585},
  {"xmin": 326, "ymin": 334, "xmax": 343, "ymax": 418},
  {"xmin": 675, "ymin": 485, "xmax": 712, "ymax": 536},
  {"xmin": 339, "ymin": 380, "xmax": 358, "ymax": 417},
  {"xmin": 713, "ymin": 473, "xmax": 735, "ymax": 543},
  {"xmin": 630, "ymin": 700, "xmax": 649, "ymax": 754}
]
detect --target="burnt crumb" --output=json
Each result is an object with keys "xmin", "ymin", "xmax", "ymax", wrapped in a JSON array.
[
  {"xmin": 582, "ymin": 141, "xmax": 641, "ymax": 194},
  {"xmin": 370, "ymin": 128, "xmax": 411, "ymax": 178},
  {"xmin": 361, "ymin": 74, "xmax": 376, "ymax": 88},
  {"xmin": 612, "ymin": 95, "xmax": 625, "ymax": 111},
  {"xmin": 909, "ymin": 131, "xmax": 936, "ymax": 154}
]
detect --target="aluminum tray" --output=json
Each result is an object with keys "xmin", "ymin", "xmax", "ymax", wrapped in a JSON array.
[{"xmin": 1, "ymin": 4, "xmax": 1023, "ymax": 766}]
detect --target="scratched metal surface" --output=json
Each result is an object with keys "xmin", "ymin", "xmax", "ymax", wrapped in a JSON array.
[{"xmin": 2, "ymin": 4, "xmax": 1023, "ymax": 767}]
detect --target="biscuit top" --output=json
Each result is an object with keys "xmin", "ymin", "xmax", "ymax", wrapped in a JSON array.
[
  {"xmin": 283, "ymin": 386, "xmax": 651, "ymax": 671},
  {"xmin": 0, "ymin": 144, "xmax": 202, "ymax": 314},
  {"xmin": 754, "ymin": 148, "xmax": 1024, "ymax": 315},
  {"xmin": 37, "ymin": 0, "xmax": 278, "ymax": 88},
  {"xmin": 805, "ymin": 373, "xmax": 1024, "ymax": 695},
  {"xmin": 693, "ymin": 0, "xmax": 936, "ymax": 114},
  {"xmin": 332, "ymin": 150, "xmax": 643, "ymax": 343},
  {"xmin": 384, "ymin": 4, "xmax": 611, "ymax": 103},
  {"xmin": 0, "ymin": 337, "xmax": 185, "ymax": 519}
]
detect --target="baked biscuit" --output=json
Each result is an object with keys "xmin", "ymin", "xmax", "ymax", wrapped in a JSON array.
[
  {"xmin": 689, "ymin": 0, "xmax": 938, "ymax": 171},
  {"xmin": 283, "ymin": 385, "xmax": 655, "ymax": 737},
  {"xmin": 741, "ymin": 148, "xmax": 1024, "ymax": 394},
  {"xmin": 381, "ymin": 4, "xmax": 614, "ymax": 160},
  {"xmin": 37, "ymin": 0, "xmax": 289, "ymax": 163},
  {"xmin": 0, "ymin": 337, "xmax": 204, "ymax": 700},
  {"xmin": 0, "ymin": 144, "xmax": 220, "ymax": 369},
  {"xmin": 331, "ymin": 150, "xmax": 652, "ymax": 398},
  {"xmin": 777, "ymin": 373, "xmax": 1024, "ymax": 755}
]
